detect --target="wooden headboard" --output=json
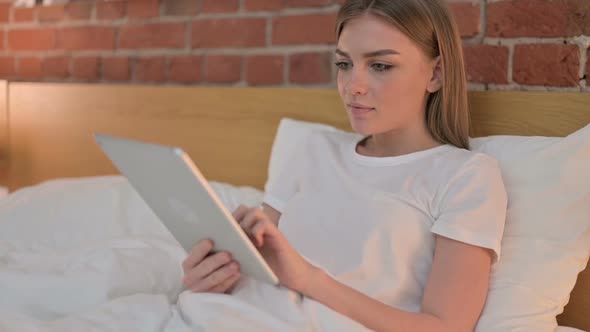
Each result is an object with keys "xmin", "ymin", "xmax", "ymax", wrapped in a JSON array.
[
  {"xmin": 3, "ymin": 82, "xmax": 590, "ymax": 330},
  {"xmin": 0, "ymin": 80, "xmax": 7, "ymax": 188}
]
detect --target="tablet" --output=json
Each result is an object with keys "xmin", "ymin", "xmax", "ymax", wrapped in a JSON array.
[{"xmin": 94, "ymin": 133, "xmax": 279, "ymax": 286}]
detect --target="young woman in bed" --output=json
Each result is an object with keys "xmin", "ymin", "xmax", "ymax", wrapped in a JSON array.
[{"xmin": 182, "ymin": 0, "xmax": 507, "ymax": 331}]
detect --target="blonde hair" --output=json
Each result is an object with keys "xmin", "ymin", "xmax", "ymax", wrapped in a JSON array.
[{"xmin": 336, "ymin": 0, "xmax": 470, "ymax": 149}]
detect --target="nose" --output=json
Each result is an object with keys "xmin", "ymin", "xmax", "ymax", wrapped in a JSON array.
[{"xmin": 344, "ymin": 69, "xmax": 368, "ymax": 96}]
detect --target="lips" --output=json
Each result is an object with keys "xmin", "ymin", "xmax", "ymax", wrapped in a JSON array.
[{"xmin": 347, "ymin": 103, "xmax": 375, "ymax": 116}]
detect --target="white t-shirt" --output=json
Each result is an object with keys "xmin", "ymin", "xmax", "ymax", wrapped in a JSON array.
[{"xmin": 262, "ymin": 130, "xmax": 507, "ymax": 327}]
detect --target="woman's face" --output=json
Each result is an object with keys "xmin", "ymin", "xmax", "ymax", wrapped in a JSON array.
[{"xmin": 336, "ymin": 14, "xmax": 440, "ymax": 136}]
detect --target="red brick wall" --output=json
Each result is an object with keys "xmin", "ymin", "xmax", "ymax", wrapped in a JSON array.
[{"xmin": 0, "ymin": 0, "xmax": 588, "ymax": 91}]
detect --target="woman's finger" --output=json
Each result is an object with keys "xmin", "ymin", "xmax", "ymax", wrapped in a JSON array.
[
  {"xmin": 231, "ymin": 205, "xmax": 250, "ymax": 222},
  {"xmin": 182, "ymin": 238, "xmax": 213, "ymax": 273},
  {"xmin": 209, "ymin": 270, "xmax": 241, "ymax": 294},
  {"xmin": 191, "ymin": 261, "xmax": 240, "ymax": 293},
  {"xmin": 239, "ymin": 207, "xmax": 265, "ymax": 231},
  {"xmin": 250, "ymin": 219, "xmax": 273, "ymax": 247},
  {"xmin": 183, "ymin": 251, "xmax": 232, "ymax": 288}
]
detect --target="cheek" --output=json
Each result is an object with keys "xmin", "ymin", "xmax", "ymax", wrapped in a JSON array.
[
  {"xmin": 371, "ymin": 75, "xmax": 400, "ymax": 107},
  {"xmin": 336, "ymin": 71, "xmax": 348, "ymax": 98},
  {"xmin": 371, "ymin": 73, "xmax": 424, "ymax": 124},
  {"xmin": 377, "ymin": 69, "xmax": 427, "ymax": 107}
]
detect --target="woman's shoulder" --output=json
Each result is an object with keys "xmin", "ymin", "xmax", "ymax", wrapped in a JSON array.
[
  {"xmin": 443, "ymin": 146, "xmax": 501, "ymax": 170},
  {"xmin": 431, "ymin": 146, "xmax": 503, "ymax": 186}
]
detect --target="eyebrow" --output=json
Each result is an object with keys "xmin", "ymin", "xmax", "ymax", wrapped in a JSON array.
[{"xmin": 334, "ymin": 48, "xmax": 400, "ymax": 58}]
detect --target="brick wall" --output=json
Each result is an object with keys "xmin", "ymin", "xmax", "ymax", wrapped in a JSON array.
[{"xmin": 0, "ymin": 0, "xmax": 588, "ymax": 91}]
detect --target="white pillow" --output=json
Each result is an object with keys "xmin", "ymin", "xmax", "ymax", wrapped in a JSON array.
[
  {"xmin": 266, "ymin": 118, "xmax": 590, "ymax": 332},
  {"xmin": 471, "ymin": 129, "xmax": 590, "ymax": 332},
  {"xmin": 265, "ymin": 118, "xmax": 343, "ymax": 194}
]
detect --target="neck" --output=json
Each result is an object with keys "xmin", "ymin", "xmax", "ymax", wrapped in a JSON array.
[{"xmin": 358, "ymin": 123, "xmax": 441, "ymax": 158}]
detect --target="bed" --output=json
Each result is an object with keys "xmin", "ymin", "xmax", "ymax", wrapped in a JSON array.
[{"xmin": 0, "ymin": 81, "xmax": 588, "ymax": 331}]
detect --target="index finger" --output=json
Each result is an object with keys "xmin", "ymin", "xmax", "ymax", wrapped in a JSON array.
[{"xmin": 231, "ymin": 205, "xmax": 250, "ymax": 222}]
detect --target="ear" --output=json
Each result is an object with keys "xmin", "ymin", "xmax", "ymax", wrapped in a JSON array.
[{"xmin": 426, "ymin": 56, "xmax": 442, "ymax": 93}]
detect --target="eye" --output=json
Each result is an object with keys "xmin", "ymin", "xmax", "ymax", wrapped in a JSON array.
[
  {"xmin": 371, "ymin": 63, "xmax": 393, "ymax": 72},
  {"xmin": 334, "ymin": 61, "xmax": 352, "ymax": 71}
]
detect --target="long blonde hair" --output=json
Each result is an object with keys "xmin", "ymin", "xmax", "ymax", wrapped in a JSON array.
[{"xmin": 336, "ymin": 0, "xmax": 470, "ymax": 149}]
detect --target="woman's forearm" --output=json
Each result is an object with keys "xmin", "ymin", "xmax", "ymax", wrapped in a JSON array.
[{"xmin": 303, "ymin": 269, "xmax": 450, "ymax": 332}]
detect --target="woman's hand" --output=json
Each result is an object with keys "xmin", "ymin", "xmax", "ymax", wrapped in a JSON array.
[
  {"xmin": 232, "ymin": 205, "xmax": 319, "ymax": 294},
  {"xmin": 181, "ymin": 239, "xmax": 241, "ymax": 294}
]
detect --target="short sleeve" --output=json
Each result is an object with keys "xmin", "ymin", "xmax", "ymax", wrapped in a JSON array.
[
  {"xmin": 431, "ymin": 154, "xmax": 508, "ymax": 263},
  {"xmin": 262, "ymin": 137, "xmax": 308, "ymax": 213}
]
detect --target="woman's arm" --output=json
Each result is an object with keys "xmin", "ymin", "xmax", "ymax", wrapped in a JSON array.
[
  {"xmin": 239, "ymin": 205, "xmax": 493, "ymax": 331},
  {"xmin": 303, "ymin": 235, "xmax": 493, "ymax": 332}
]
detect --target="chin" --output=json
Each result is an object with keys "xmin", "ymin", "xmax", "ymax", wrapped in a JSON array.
[{"xmin": 349, "ymin": 118, "xmax": 375, "ymax": 136}]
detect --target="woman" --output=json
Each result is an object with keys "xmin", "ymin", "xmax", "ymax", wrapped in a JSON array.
[{"xmin": 182, "ymin": 1, "xmax": 507, "ymax": 331}]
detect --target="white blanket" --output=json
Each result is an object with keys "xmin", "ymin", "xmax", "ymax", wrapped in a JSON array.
[{"xmin": 0, "ymin": 177, "xmax": 364, "ymax": 332}]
